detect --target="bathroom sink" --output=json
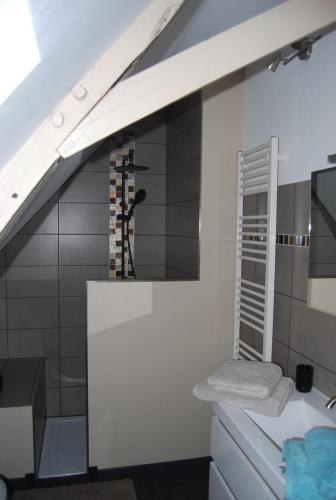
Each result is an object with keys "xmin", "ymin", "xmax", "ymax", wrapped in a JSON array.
[
  {"xmin": 245, "ymin": 388, "xmax": 336, "ymax": 449},
  {"xmin": 214, "ymin": 387, "xmax": 336, "ymax": 498}
]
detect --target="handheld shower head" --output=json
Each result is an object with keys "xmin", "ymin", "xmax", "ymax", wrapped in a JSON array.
[
  {"xmin": 127, "ymin": 189, "xmax": 147, "ymax": 220},
  {"xmin": 134, "ymin": 189, "xmax": 146, "ymax": 205}
]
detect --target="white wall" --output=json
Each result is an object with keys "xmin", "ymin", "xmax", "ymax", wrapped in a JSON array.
[
  {"xmin": 87, "ymin": 73, "xmax": 244, "ymax": 469},
  {"xmin": 244, "ymin": 29, "xmax": 336, "ymax": 185}
]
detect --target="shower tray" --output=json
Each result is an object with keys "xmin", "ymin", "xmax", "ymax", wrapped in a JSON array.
[{"xmin": 38, "ymin": 416, "xmax": 87, "ymax": 478}]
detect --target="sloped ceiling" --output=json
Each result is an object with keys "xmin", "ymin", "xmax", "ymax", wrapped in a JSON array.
[
  {"xmin": 0, "ymin": 0, "xmax": 299, "ymax": 249},
  {"xmin": 131, "ymin": 0, "xmax": 285, "ymax": 75},
  {"xmin": 0, "ymin": 0, "xmax": 149, "ymax": 171}
]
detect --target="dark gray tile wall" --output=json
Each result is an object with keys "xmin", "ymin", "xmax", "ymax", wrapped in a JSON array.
[
  {"xmin": 0, "ymin": 141, "xmax": 110, "ymax": 417},
  {"xmin": 272, "ymin": 180, "xmax": 336, "ymax": 396},
  {"xmin": 133, "ymin": 113, "xmax": 167, "ymax": 278},
  {"xmin": 165, "ymin": 93, "xmax": 201, "ymax": 279}
]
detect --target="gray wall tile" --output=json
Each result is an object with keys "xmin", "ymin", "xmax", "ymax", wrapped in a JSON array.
[
  {"xmin": 0, "ymin": 250, "xmax": 5, "ymax": 266},
  {"xmin": 272, "ymin": 340, "xmax": 289, "ymax": 374},
  {"xmin": 289, "ymin": 298, "xmax": 336, "ymax": 374},
  {"xmin": 292, "ymin": 247, "xmax": 309, "ymax": 301},
  {"xmin": 20, "ymin": 204, "xmax": 58, "ymax": 235},
  {"xmin": 166, "ymin": 159, "xmax": 200, "ymax": 204},
  {"xmin": 3, "ymin": 358, "xmax": 39, "ymax": 381},
  {"xmin": 166, "ymin": 236, "xmax": 199, "ymax": 278},
  {"xmin": 277, "ymin": 184, "xmax": 294, "ymax": 234},
  {"xmin": 165, "ymin": 96, "xmax": 201, "ymax": 278},
  {"xmin": 135, "ymin": 266, "xmax": 167, "ymax": 280},
  {"xmin": 134, "ymin": 113, "xmax": 166, "ymax": 144},
  {"xmin": 6, "ymin": 235, "xmax": 58, "ymax": 266},
  {"xmin": 61, "ymin": 387, "xmax": 86, "ymax": 416},
  {"xmin": 7, "ymin": 298, "xmax": 58, "ymax": 329},
  {"xmin": 273, "ymin": 293, "xmax": 291, "ymax": 346},
  {"xmin": 294, "ymin": 181, "xmax": 311, "ymax": 234},
  {"xmin": 166, "ymin": 199, "xmax": 200, "ymax": 238},
  {"xmin": 288, "ymin": 349, "xmax": 336, "ymax": 397},
  {"xmin": 0, "ymin": 268, "xmax": 6, "ymax": 299},
  {"xmin": 241, "ymin": 260, "xmax": 256, "ymax": 281},
  {"xmin": 166, "ymin": 133, "xmax": 183, "ymax": 174},
  {"xmin": 165, "ymin": 267, "xmax": 195, "ymax": 279},
  {"xmin": 59, "ymin": 266, "xmax": 108, "ymax": 297},
  {"xmin": 239, "ymin": 323, "xmax": 255, "ymax": 348},
  {"xmin": 166, "ymin": 93, "xmax": 201, "ymax": 143},
  {"xmin": 8, "ymin": 329, "xmax": 59, "ymax": 358},
  {"xmin": 135, "ymin": 173, "xmax": 166, "ymax": 205},
  {"xmin": 59, "ymin": 203, "xmax": 109, "ymax": 235},
  {"xmin": 182, "ymin": 120, "xmax": 201, "ymax": 165},
  {"xmin": 80, "ymin": 141, "xmax": 110, "ymax": 172},
  {"xmin": 275, "ymin": 245, "xmax": 292, "ymax": 296},
  {"xmin": 7, "ymin": 266, "xmax": 58, "ymax": 298},
  {"xmin": 135, "ymin": 205, "xmax": 166, "ymax": 235},
  {"xmin": 311, "ymin": 236, "xmax": 336, "ymax": 264},
  {"xmin": 59, "ymin": 235, "xmax": 109, "ymax": 265},
  {"xmin": 134, "ymin": 236, "xmax": 166, "ymax": 266},
  {"xmin": 0, "ymin": 332, "xmax": 8, "ymax": 358},
  {"xmin": 45, "ymin": 358, "xmax": 60, "ymax": 388},
  {"xmin": 46, "ymin": 388, "xmax": 61, "ymax": 417},
  {"xmin": 59, "ymin": 172, "xmax": 109, "ymax": 203},
  {"xmin": 166, "ymin": 122, "xmax": 201, "ymax": 173},
  {"xmin": 311, "ymin": 208, "xmax": 332, "ymax": 237},
  {"xmin": 60, "ymin": 297, "xmax": 86, "ymax": 327},
  {"xmin": 243, "ymin": 194, "xmax": 258, "ymax": 216},
  {"xmin": 135, "ymin": 143, "xmax": 166, "ymax": 174},
  {"xmin": 60, "ymin": 357, "xmax": 86, "ymax": 387},
  {"xmin": 60, "ymin": 328, "xmax": 87, "ymax": 357}
]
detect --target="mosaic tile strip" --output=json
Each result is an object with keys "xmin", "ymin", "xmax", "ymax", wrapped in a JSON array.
[
  {"xmin": 276, "ymin": 234, "xmax": 310, "ymax": 247},
  {"xmin": 109, "ymin": 131, "xmax": 135, "ymax": 279}
]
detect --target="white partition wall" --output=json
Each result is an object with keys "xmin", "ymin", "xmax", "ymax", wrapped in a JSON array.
[{"xmin": 87, "ymin": 73, "xmax": 244, "ymax": 469}]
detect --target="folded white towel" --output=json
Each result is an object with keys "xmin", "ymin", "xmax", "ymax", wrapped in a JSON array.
[
  {"xmin": 193, "ymin": 376, "xmax": 293, "ymax": 417},
  {"xmin": 207, "ymin": 360, "xmax": 282, "ymax": 400}
]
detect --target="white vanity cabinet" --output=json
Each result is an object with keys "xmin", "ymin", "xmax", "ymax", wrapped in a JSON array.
[{"xmin": 209, "ymin": 403, "xmax": 282, "ymax": 500}]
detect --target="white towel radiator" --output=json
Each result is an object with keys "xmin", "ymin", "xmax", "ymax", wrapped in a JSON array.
[{"xmin": 233, "ymin": 137, "xmax": 279, "ymax": 362}]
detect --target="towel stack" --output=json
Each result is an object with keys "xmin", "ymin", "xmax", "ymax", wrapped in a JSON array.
[
  {"xmin": 193, "ymin": 360, "xmax": 293, "ymax": 417},
  {"xmin": 283, "ymin": 427, "xmax": 336, "ymax": 500}
]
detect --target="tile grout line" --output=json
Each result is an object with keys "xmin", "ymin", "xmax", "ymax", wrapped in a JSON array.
[
  {"xmin": 57, "ymin": 190, "xmax": 62, "ymax": 418},
  {"xmin": 4, "ymin": 246, "xmax": 9, "ymax": 358}
]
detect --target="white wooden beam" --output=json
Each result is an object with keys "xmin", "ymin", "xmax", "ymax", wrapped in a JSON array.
[
  {"xmin": 0, "ymin": 0, "xmax": 185, "ymax": 236},
  {"xmin": 59, "ymin": 0, "xmax": 336, "ymax": 158}
]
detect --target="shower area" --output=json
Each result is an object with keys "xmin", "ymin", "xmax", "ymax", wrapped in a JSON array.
[
  {"xmin": 108, "ymin": 91, "xmax": 201, "ymax": 281},
  {"xmin": 0, "ymin": 92, "xmax": 201, "ymax": 481}
]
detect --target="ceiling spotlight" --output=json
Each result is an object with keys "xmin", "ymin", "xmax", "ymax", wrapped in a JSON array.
[
  {"xmin": 267, "ymin": 36, "xmax": 321, "ymax": 72},
  {"xmin": 267, "ymin": 53, "xmax": 284, "ymax": 72}
]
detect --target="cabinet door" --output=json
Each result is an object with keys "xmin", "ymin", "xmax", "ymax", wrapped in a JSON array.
[
  {"xmin": 209, "ymin": 462, "xmax": 236, "ymax": 500},
  {"xmin": 211, "ymin": 416, "xmax": 276, "ymax": 500}
]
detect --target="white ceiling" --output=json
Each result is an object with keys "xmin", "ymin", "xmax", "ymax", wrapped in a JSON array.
[
  {"xmin": 0, "ymin": 0, "xmax": 285, "ymax": 171},
  {"xmin": 0, "ymin": 0, "xmax": 286, "ymax": 248},
  {"xmin": 0, "ymin": 0, "xmax": 149, "ymax": 170},
  {"xmin": 132, "ymin": 0, "xmax": 285, "ymax": 74}
]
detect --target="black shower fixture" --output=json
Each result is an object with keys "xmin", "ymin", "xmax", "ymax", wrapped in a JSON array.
[
  {"xmin": 267, "ymin": 36, "xmax": 321, "ymax": 72},
  {"xmin": 114, "ymin": 151, "xmax": 149, "ymax": 173},
  {"xmin": 117, "ymin": 189, "xmax": 147, "ymax": 221},
  {"xmin": 114, "ymin": 153, "xmax": 149, "ymax": 279},
  {"xmin": 126, "ymin": 189, "xmax": 147, "ymax": 221}
]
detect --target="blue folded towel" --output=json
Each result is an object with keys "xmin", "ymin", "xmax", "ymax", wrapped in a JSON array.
[
  {"xmin": 304, "ymin": 427, "xmax": 336, "ymax": 500},
  {"xmin": 282, "ymin": 438, "xmax": 322, "ymax": 500}
]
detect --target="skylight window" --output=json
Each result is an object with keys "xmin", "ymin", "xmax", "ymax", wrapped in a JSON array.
[{"xmin": 0, "ymin": 0, "xmax": 40, "ymax": 106}]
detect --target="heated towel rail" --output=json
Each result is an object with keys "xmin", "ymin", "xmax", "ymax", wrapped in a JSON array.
[{"xmin": 233, "ymin": 137, "xmax": 279, "ymax": 362}]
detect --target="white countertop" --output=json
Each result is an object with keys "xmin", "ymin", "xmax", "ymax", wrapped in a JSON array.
[{"xmin": 212, "ymin": 387, "xmax": 336, "ymax": 499}]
